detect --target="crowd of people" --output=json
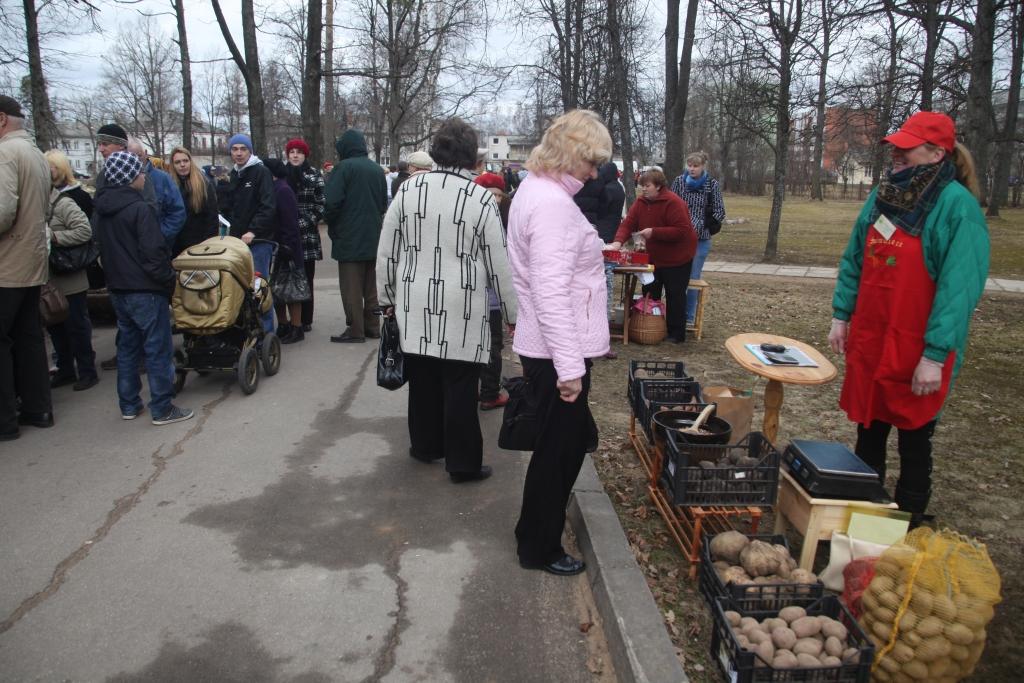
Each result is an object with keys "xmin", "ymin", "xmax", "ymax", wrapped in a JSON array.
[{"xmin": 1, "ymin": 91, "xmax": 989, "ymax": 561}]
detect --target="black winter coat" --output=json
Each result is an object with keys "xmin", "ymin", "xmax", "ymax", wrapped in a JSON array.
[
  {"xmin": 573, "ymin": 162, "xmax": 625, "ymax": 243},
  {"xmin": 173, "ymin": 176, "xmax": 219, "ymax": 256},
  {"xmin": 93, "ymin": 185, "xmax": 174, "ymax": 296},
  {"xmin": 225, "ymin": 159, "xmax": 276, "ymax": 240}
]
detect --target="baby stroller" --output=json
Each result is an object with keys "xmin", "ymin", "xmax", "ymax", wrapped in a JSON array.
[{"xmin": 170, "ymin": 236, "xmax": 281, "ymax": 394}]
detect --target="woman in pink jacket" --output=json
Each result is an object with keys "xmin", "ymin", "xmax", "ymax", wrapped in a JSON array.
[{"xmin": 508, "ymin": 110, "xmax": 612, "ymax": 576}]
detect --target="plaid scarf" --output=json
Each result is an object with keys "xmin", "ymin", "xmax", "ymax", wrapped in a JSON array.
[{"xmin": 870, "ymin": 160, "xmax": 956, "ymax": 237}]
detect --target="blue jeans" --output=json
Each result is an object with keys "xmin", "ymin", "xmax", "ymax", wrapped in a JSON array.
[
  {"xmin": 110, "ymin": 292, "xmax": 175, "ymax": 418},
  {"xmin": 686, "ymin": 239, "xmax": 712, "ymax": 323},
  {"xmin": 250, "ymin": 241, "xmax": 275, "ymax": 333}
]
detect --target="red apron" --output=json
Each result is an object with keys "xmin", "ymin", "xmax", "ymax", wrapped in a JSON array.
[{"xmin": 839, "ymin": 224, "xmax": 955, "ymax": 430}]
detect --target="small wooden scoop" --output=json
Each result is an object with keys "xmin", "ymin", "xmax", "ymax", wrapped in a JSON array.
[{"xmin": 681, "ymin": 403, "xmax": 716, "ymax": 435}]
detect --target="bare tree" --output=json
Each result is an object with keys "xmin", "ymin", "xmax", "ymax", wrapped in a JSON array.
[
  {"xmin": 606, "ymin": 0, "xmax": 637, "ymax": 203},
  {"xmin": 303, "ymin": 0, "xmax": 323, "ymax": 166},
  {"xmin": 323, "ymin": 0, "xmax": 338, "ymax": 158},
  {"xmin": 211, "ymin": 0, "xmax": 267, "ymax": 155},
  {"xmin": 962, "ymin": 0, "xmax": 998, "ymax": 203},
  {"xmin": 663, "ymin": 0, "xmax": 699, "ymax": 182},
  {"xmin": 102, "ymin": 17, "xmax": 181, "ymax": 157},
  {"xmin": 990, "ymin": 0, "xmax": 1024, "ymax": 215},
  {"xmin": 172, "ymin": 0, "xmax": 193, "ymax": 150}
]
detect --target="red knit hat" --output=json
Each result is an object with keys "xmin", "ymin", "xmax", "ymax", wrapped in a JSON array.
[
  {"xmin": 882, "ymin": 112, "xmax": 956, "ymax": 153},
  {"xmin": 473, "ymin": 171, "xmax": 506, "ymax": 192},
  {"xmin": 285, "ymin": 138, "xmax": 311, "ymax": 156}
]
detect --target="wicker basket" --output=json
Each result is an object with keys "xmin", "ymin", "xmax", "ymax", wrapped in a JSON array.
[{"xmin": 628, "ymin": 311, "xmax": 667, "ymax": 344}]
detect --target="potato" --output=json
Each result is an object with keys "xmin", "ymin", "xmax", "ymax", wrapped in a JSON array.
[
  {"xmin": 871, "ymin": 619, "xmax": 892, "ymax": 641},
  {"xmin": 949, "ymin": 643, "xmax": 971, "ymax": 661},
  {"xmin": 927, "ymin": 657, "xmax": 951, "ymax": 678},
  {"xmin": 762, "ymin": 617, "xmax": 787, "ymax": 632},
  {"xmin": 820, "ymin": 618, "xmax": 848, "ymax": 641},
  {"xmin": 771, "ymin": 626, "xmax": 797, "ymax": 650},
  {"xmin": 709, "ymin": 530, "xmax": 749, "ymax": 564},
  {"xmin": 740, "ymin": 540, "xmax": 782, "ymax": 577},
  {"xmin": 772, "ymin": 649, "xmax": 798, "ymax": 669},
  {"xmin": 872, "ymin": 605, "xmax": 897, "ymax": 624},
  {"xmin": 791, "ymin": 615, "xmax": 822, "ymax": 638},
  {"xmin": 795, "ymin": 652, "xmax": 821, "ymax": 668},
  {"xmin": 739, "ymin": 616, "xmax": 760, "ymax": 632},
  {"xmin": 724, "ymin": 610, "xmax": 742, "ymax": 627},
  {"xmin": 900, "ymin": 629, "xmax": 922, "ymax": 647},
  {"xmin": 870, "ymin": 574, "xmax": 896, "ymax": 593},
  {"xmin": 841, "ymin": 647, "xmax": 860, "ymax": 664},
  {"xmin": 896, "ymin": 610, "xmax": 919, "ymax": 632},
  {"xmin": 861, "ymin": 589, "xmax": 879, "ymax": 613},
  {"xmin": 902, "ymin": 659, "xmax": 929, "ymax": 680},
  {"xmin": 917, "ymin": 634, "xmax": 952, "ymax": 659},
  {"xmin": 722, "ymin": 566, "xmax": 751, "ymax": 585},
  {"xmin": 747, "ymin": 629, "xmax": 771, "ymax": 645},
  {"xmin": 874, "ymin": 559, "xmax": 902, "ymax": 579},
  {"xmin": 824, "ymin": 635, "xmax": 844, "ymax": 657},
  {"xmin": 712, "ymin": 560, "xmax": 731, "ymax": 572},
  {"xmin": 932, "ymin": 593, "xmax": 957, "ymax": 621},
  {"xmin": 735, "ymin": 633, "xmax": 750, "ymax": 649},
  {"xmin": 792, "ymin": 638, "xmax": 823, "ymax": 657},
  {"xmin": 876, "ymin": 653, "xmax": 900, "ymax": 673},
  {"xmin": 753, "ymin": 639, "xmax": 774, "ymax": 664},
  {"xmin": 820, "ymin": 655, "xmax": 842, "ymax": 667},
  {"xmin": 778, "ymin": 606, "xmax": 806, "ymax": 623},
  {"xmin": 789, "ymin": 568, "xmax": 817, "ymax": 584},
  {"xmin": 909, "ymin": 589, "xmax": 933, "ymax": 616},
  {"xmin": 891, "ymin": 641, "xmax": 915, "ymax": 663},
  {"xmin": 915, "ymin": 615, "xmax": 944, "ymax": 638},
  {"xmin": 877, "ymin": 590, "xmax": 903, "ymax": 611},
  {"xmin": 873, "ymin": 669, "xmax": 893, "ymax": 682},
  {"xmin": 944, "ymin": 622, "xmax": 974, "ymax": 646}
]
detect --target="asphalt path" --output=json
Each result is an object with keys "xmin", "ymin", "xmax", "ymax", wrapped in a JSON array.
[{"xmin": 0, "ymin": 274, "xmax": 613, "ymax": 682}]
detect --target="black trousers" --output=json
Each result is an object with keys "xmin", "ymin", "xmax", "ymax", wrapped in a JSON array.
[
  {"xmin": 405, "ymin": 354, "xmax": 483, "ymax": 474},
  {"xmin": 301, "ymin": 259, "xmax": 316, "ymax": 326},
  {"xmin": 515, "ymin": 357, "xmax": 593, "ymax": 566},
  {"xmin": 855, "ymin": 419, "xmax": 937, "ymax": 514},
  {"xmin": 0, "ymin": 286, "xmax": 52, "ymax": 432},
  {"xmin": 478, "ymin": 310, "xmax": 504, "ymax": 401},
  {"xmin": 642, "ymin": 261, "xmax": 692, "ymax": 341},
  {"xmin": 47, "ymin": 291, "xmax": 97, "ymax": 381}
]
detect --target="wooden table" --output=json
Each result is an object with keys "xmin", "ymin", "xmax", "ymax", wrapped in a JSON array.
[
  {"xmin": 773, "ymin": 469, "xmax": 898, "ymax": 571},
  {"xmin": 612, "ymin": 264, "xmax": 655, "ymax": 345},
  {"xmin": 724, "ymin": 333, "xmax": 837, "ymax": 444}
]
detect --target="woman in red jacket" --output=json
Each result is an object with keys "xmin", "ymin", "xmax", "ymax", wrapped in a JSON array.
[{"xmin": 608, "ymin": 169, "xmax": 696, "ymax": 342}]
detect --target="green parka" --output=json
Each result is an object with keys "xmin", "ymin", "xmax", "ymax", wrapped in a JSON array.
[
  {"xmin": 832, "ymin": 181, "xmax": 990, "ymax": 383},
  {"xmin": 324, "ymin": 130, "xmax": 388, "ymax": 261}
]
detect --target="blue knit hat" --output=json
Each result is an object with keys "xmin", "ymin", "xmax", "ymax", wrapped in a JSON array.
[
  {"xmin": 228, "ymin": 134, "xmax": 253, "ymax": 153},
  {"xmin": 104, "ymin": 150, "xmax": 143, "ymax": 187}
]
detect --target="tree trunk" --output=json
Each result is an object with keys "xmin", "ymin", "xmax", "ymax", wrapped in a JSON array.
[
  {"xmin": 665, "ymin": 0, "xmax": 679, "ymax": 123},
  {"xmin": 920, "ymin": 0, "xmax": 940, "ymax": 111},
  {"xmin": 989, "ymin": 0, "xmax": 1023, "ymax": 216},
  {"xmin": 22, "ymin": 0, "xmax": 59, "ymax": 150},
  {"xmin": 323, "ymin": 0, "xmax": 336, "ymax": 159},
  {"xmin": 241, "ymin": 0, "xmax": 267, "ymax": 156},
  {"xmin": 873, "ymin": 6, "xmax": 900, "ymax": 185},
  {"xmin": 663, "ymin": 0, "xmax": 699, "ymax": 182},
  {"xmin": 607, "ymin": 0, "xmax": 636, "ymax": 206},
  {"xmin": 173, "ymin": 0, "xmax": 193, "ymax": 151},
  {"xmin": 964, "ymin": 0, "xmax": 995, "ymax": 204},
  {"xmin": 302, "ymin": 0, "xmax": 323, "ymax": 167},
  {"xmin": 810, "ymin": 0, "xmax": 831, "ymax": 201},
  {"xmin": 765, "ymin": 30, "xmax": 796, "ymax": 261}
]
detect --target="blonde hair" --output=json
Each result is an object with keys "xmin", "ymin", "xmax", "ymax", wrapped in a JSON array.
[
  {"xmin": 686, "ymin": 151, "xmax": 709, "ymax": 166},
  {"xmin": 44, "ymin": 149, "xmax": 76, "ymax": 187},
  {"xmin": 169, "ymin": 146, "xmax": 208, "ymax": 214},
  {"xmin": 951, "ymin": 143, "xmax": 980, "ymax": 199},
  {"xmin": 526, "ymin": 110, "xmax": 612, "ymax": 175}
]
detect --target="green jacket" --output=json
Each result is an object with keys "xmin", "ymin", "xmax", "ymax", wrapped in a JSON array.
[
  {"xmin": 324, "ymin": 130, "xmax": 388, "ymax": 261},
  {"xmin": 832, "ymin": 182, "xmax": 989, "ymax": 382}
]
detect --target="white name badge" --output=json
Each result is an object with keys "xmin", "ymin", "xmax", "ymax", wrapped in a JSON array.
[{"xmin": 874, "ymin": 214, "xmax": 897, "ymax": 240}]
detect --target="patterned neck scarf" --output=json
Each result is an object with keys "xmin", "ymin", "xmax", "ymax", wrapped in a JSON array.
[{"xmin": 870, "ymin": 159, "xmax": 956, "ymax": 237}]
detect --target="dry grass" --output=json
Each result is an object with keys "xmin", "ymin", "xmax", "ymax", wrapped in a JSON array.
[
  {"xmin": 588, "ymin": 273, "xmax": 1023, "ymax": 682},
  {"xmin": 714, "ymin": 194, "xmax": 1024, "ymax": 279}
]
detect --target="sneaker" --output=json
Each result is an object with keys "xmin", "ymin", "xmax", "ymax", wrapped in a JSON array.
[
  {"xmin": 152, "ymin": 406, "xmax": 195, "ymax": 425},
  {"xmin": 122, "ymin": 407, "xmax": 145, "ymax": 421},
  {"xmin": 479, "ymin": 394, "xmax": 509, "ymax": 411},
  {"xmin": 281, "ymin": 327, "xmax": 305, "ymax": 344}
]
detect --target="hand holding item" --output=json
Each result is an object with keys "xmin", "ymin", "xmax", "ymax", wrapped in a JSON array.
[
  {"xmin": 557, "ymin": 377, "xmax": 582, "ymax": 403},
  {"xmin": 241, "ymin": 231, "xmax": 255, "ymax": 245},
  {"xmin": 638, "ymin": 228, "xmax": 653, "ymax": 240},
  {"xmin": 912, "ymin": 356, "xmax": 944, "ymax": 396},
  {"xmin": 606, "ymin": 241, "xmax": 622, "ymax": 251},
  {"xmin": 828, "ymin": 318, "xmax": 849, "ymax": 354}
]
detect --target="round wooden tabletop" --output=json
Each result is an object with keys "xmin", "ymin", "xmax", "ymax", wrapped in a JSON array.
[{"xmin": 725, "ymin": 333, "xmax": 837, "ymax": 386}]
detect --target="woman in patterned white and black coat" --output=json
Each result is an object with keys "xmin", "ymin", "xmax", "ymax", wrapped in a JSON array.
[
  {"xmin": 375, "ymin": 118, "xmax": 517, "ymax": 483},
  {"xmin": 284, "ymin": 138, "xmax": 325, "ymax": 332}
]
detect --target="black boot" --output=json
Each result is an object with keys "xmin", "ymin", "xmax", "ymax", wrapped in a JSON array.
[
  {"xmin": 895, "ymin": 486, "xmax": 933, "ymax": 530},
  {"xmin": 276, "ymin": 322, "xmax": 292, "ymax": 339},
  {"xmin": 281, "ymin": 326, "xmax": 305, "ymax": 344}
]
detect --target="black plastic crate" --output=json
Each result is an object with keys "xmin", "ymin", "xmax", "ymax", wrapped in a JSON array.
[
  {"xmin": 627, "ymin": 360, "xmax": 691, "ymax": 411},
  {"xmin": 661, "ymin": 432, "xmax": 780, "ymax": 507},
  {"xmin": 636, "ymin": 379, "xmax": 705, "ymax": 443},
  {"xmin": 698, "ymin": 533, "xmax": 825, "ymax": 612},
  {"xmin": 710, "ymin": 595, "xmax": 873, "ymax": 683}
]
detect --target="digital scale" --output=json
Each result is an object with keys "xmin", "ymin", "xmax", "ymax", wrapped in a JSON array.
[{"xmin": 782, "ymin": 439, "xmax": 891, "ymax": 503}]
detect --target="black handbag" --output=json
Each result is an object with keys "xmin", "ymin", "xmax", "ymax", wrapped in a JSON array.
[
  {"xmin": 498, "ymin": 376, "xmax": 539, "ymax": 451},
  {"xmin": 49, "ymin": 239, "xmax": 101, "ymax": 274},
  {"xmin": 704, "ymin": 188, "xmax": 722, "ymax": 236},
  {"xmin": 376, "ymin": 312, "xmax": 406, "ymax": 390},
  {"xmin": 270, "ymin": 261, "xmax": 312, "ymax": 303},
  {"xmin": 39, "ymin": 281, "xmax": 69, "ymax": 326}
]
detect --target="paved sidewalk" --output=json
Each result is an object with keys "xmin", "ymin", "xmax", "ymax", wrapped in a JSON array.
[{"xmin": 702, "ymin": 260, "xmax": 1024, "ymax": 293}]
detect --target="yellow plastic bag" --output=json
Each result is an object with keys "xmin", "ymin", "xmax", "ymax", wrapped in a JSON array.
[{"xmin": 858, "ymin": 528, "xmax": 1001, "ymax": 682}]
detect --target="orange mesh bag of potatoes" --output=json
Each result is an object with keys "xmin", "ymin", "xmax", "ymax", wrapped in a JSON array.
[{"xmin": 857, "ymin": 527, "xmax": 1001, "ymax": 682}]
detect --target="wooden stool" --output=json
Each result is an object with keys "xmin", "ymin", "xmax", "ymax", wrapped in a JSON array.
[
  {"xmin": 686, "ymin": 279, "xmax": 710, "ymax": 340},
  {"xmin": 773, "ymin": 469, "xmax": 898, "ymax": 571}
]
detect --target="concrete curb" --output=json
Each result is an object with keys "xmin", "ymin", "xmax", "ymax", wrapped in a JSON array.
[{"xmin": 569, "ymin": 458, "xmax": 689, "ymax": 683}]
